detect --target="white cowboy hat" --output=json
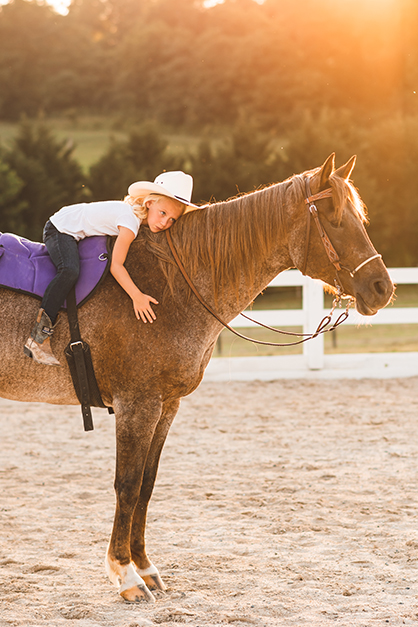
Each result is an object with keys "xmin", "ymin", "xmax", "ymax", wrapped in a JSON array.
[{"xmin": 128, "ymin": 171, "xmax": 197, "ymax": 210}]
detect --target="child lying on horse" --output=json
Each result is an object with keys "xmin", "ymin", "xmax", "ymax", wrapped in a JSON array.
[{"xmin": 24, "ymin": 171, "xmax": 197, "ymax": 366}]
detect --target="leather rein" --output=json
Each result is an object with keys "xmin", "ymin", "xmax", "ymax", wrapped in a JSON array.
[{"xmin": 165, "ymin": 178, "xmax": 381, "ymax": 348}]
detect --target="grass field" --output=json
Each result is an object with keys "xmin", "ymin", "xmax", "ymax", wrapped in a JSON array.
[{"xmin": 0, "ymin": 115, "xmax": 203, "ymax": 172}]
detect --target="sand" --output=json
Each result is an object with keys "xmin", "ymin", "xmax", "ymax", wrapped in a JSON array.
[{"xmin": 1, "ymin": 377, "xmax": 418, "ymax": 627}]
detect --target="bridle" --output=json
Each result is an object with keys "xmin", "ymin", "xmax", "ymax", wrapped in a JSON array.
[
  {"xmin": 302, "ymin": 178, "xmax": 381, "ymax": 293},
  {"xmin": 164, "ymin": 178, "xmax": 381, "ymax": 348}
]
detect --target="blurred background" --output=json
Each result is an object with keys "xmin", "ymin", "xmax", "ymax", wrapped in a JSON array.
[{"xmin": 0, "ymin": 0, "xmax": 417, "ymax": 267}]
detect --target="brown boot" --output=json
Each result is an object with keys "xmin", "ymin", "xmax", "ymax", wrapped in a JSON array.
[{"xmin": 24, "ymin": 309, "xmax": 61, "ymax": 366}]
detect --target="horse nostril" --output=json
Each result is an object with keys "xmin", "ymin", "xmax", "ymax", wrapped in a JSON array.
[
  {"xmin": 373, "ymin": 280, "xmax": 385, "ymax": 296},
  {"xmin": 373, "ymin": 279, "xmax": 393, "ymax": 298}
]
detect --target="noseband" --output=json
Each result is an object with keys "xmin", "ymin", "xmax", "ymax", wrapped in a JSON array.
[{"xmin": 301, "ymin": 178, "xmax": 381, "ymax": 293}]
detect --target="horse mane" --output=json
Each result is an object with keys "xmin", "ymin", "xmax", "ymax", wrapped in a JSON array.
[{"xmin": 143, "ymin": 167, "xmax": 367, "ymax": 304}]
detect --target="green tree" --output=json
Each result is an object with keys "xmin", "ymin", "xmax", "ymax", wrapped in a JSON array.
[
  {"xmin": 190, "ymin": 121, "xmax": 287, "ymax": 203},
  {"xmin": 0, "ymin": 156, "xmax": 27, "ymax": 234},
  {"xmin": 3, "ymin": 120, "xmax": 87, "ymax": 240},
  {"xmin": 0, "ymin": 0, "xmax": 115, "ymax": 118},
  {"xmin": 353, "ymin": 115, "xmax": 418, "ymax": 267},
  {"xmin": 88, "ymin": 125, "xmax": 186, "ymax": 201},
  {"xmin": 0, "ymin": 0, "xmax": 60, "ymax": 118}
]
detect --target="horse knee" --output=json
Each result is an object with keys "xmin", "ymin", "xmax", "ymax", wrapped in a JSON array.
[{"xmin": 114, "ymin": 480, "xmax": 141, "ymax": 509}]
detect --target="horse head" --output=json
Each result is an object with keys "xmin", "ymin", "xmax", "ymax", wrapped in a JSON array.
[{"xmin": 292, "ymin": 153, "xmax": 394, "ymax": 316}]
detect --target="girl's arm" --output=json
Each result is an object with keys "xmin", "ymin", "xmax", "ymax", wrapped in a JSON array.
[{"xmin": 110, "ymin": 226, "xmax": 158, "ymax": 323}]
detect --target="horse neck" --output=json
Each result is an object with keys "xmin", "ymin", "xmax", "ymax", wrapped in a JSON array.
[{"xmin": 179, "ymin": 183, "xmax": 299, "ymax": 321}]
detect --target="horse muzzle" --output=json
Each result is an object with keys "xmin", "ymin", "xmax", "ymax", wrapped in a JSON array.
[{"xmin": 353, "ymin": 273, "xmax": 394, "ymax": 316}]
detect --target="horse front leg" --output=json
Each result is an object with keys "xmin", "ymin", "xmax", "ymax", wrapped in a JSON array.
[
  {"xmin": 130, "ymin": 399, "xmax": 180, "ymax": 593},
  {"xmin": 105, "ymin": 396, "xmax": 162, "ymax": 603}
]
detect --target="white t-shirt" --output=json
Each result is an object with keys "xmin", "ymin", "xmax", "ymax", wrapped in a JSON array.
[{"xmin": 50, "ymin": 200, "xmax": 141, "ymax": 241}]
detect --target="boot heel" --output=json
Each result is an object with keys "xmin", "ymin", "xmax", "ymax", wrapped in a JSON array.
[{"xmin": 23, "ymin": 345, "xmax": 33, "ymax": 359}]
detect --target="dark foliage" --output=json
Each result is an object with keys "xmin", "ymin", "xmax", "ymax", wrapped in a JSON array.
[{"xmin": 2, "ymin": 120, "xmax": 87, "ymax": 239}]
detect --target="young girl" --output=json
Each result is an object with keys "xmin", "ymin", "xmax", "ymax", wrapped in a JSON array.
[{"xmin": 24, "ymin": 171, "xmax": 196, "ymax": 366}]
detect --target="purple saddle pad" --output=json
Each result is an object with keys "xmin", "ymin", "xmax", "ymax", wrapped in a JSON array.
[{"xmin": 0, "ymin": 233, "xmax": 110, "ymax": 308}]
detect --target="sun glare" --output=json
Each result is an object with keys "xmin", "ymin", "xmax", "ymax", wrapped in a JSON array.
[
  {"xmin": 48, "ymin": 0, "xmax": 70, "ymax": 15},
  {"xmin": 0, "ymin": 0, "xmax": 70, "ymax": 14},
  {"xmin": 4, "ymin": 0, "xmax": 224, "ymax": 13}
]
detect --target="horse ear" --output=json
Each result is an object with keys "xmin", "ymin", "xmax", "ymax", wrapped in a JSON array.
[
  {"xmin": 319, "ymin": 153, "xmax": 335, "ymax": 188},
  {"xmin": 334, "ymin": 155, "xmax": 356, "ymax": 180}
]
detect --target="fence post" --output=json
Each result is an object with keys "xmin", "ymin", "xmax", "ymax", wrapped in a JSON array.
[{"xmin": 303, "ymin": 278, "xmax": 324, "ymax": 370}]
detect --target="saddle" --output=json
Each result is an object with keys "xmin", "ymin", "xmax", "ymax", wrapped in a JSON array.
[
  {"xmin": 0, "ymin": 232, "xmax": 110, "ymax": 306},
  {"xmin": 0, "ymin": 232, "xmax": 113, "ymax": 430}
]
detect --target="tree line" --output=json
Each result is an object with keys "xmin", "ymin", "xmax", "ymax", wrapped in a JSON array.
[{"xmin": 0, "ymin": 0, "xmax": 416, "ymax": 127}]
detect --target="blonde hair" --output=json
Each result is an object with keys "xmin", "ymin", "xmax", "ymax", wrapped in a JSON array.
[{"xmin": 124, "ymin": 193, "xmax": 186, "ymax": 220}]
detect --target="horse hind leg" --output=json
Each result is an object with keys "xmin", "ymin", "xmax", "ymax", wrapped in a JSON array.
[
  {"xmin": 105, "ymin": 396, "xmax": 164, "ymax": 603},
  {"xmin": 130, "ymin": 399, "xmax": 181, "ymax": 593}
]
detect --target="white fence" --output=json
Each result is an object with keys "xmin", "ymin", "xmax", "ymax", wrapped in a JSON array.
[{"xmin": 205, "ymin": 268, "xmax": 418, "ymax": 381}]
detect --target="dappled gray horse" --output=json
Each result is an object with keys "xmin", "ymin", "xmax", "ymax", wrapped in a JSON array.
[{"xmin": 0, "ymin": 155, "xmax": 393, "ymax": 601}]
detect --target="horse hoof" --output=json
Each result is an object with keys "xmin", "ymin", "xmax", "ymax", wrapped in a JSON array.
[
  {"xmin": 142, "ymin": 571, "xmax": 166, "ymax": 592},
  {"xmin": 120, "ymin": 584, "xmax": 156, "ymax": 603}
]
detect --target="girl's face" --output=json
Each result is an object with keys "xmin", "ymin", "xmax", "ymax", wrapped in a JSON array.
[{"xmin": 143, "ymin": 197, "xmax": 184, "ymax": 233}]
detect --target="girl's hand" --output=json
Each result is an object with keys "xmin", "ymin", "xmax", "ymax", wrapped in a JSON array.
[{"xmin": 133, "ymin": 292, "xmax": 159, "ymax": 323}]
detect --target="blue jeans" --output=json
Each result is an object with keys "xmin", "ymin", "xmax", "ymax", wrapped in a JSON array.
[{"xmin": 41, "ymin": 220, "xmax": 80, "ymax": 323}]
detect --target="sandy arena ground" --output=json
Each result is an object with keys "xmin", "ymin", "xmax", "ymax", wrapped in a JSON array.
[{"xmin": 1, "ymin": 377, "xmax": 418, "ymax": 627}]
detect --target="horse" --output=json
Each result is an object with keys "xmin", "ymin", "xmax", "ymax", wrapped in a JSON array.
[{"xmin": 0, "ymin": 154, "xmax": 393, "ymax": 602}]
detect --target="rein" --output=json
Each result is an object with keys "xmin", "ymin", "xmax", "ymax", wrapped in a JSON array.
[{"xmin": 166, "ymin": 236, "xmax": 348, "ymax": 349}]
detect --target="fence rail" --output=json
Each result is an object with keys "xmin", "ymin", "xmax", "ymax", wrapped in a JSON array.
[{"xmin": 225, "ymin": 268, "xmax": 418, "ymax": 371}]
